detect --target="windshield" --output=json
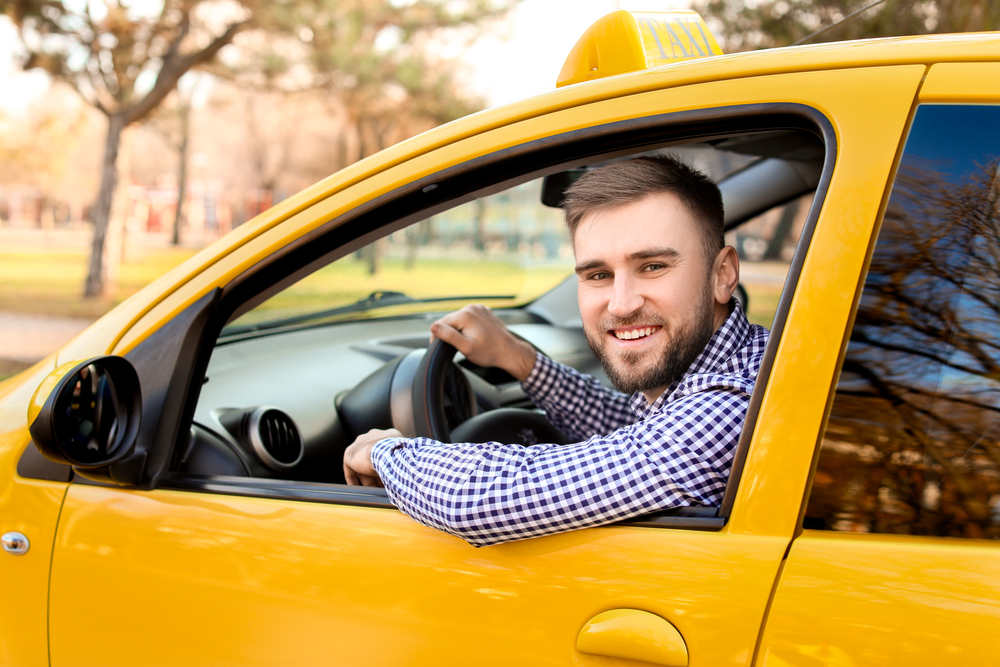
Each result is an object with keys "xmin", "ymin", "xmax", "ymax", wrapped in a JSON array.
[{"xmin": 224, "ymin": 178, "xmax": 576, "ymax": 335}]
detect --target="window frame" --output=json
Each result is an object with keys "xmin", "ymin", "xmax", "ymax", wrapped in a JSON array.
[
  {"xmin": 802, "ymin": 102, "xmax": 1000, "ymax": 540},
  {"xmin": 131, "ymin": 102, "xmax": 838, "ymax": 532}
]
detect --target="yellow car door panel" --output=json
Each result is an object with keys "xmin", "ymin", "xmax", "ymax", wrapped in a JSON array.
[
  {"xmin": 759, "ymin": 91, "xmax": 1000, "ymax": 665},
  {"xmin": 51, "ymin": 484, "xmax": 788, "ymax": 666}
]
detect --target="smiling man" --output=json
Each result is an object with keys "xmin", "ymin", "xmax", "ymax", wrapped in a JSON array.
[{"xmin": 343, "ymin": 155, "xmax": 770, "ymax": 546}]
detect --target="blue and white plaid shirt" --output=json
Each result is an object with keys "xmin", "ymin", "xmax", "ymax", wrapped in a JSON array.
[{"xmin": 372, "ymin": 303, "xmax": 769, "ymax": 546}]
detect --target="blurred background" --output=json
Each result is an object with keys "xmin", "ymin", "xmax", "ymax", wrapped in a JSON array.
[{"xmin": 0, "ymin": 0, "xmax": 993, "ymax": 379}]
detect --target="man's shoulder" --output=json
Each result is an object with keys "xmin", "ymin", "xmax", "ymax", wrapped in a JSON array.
[{"xmin": 667, "ymin": 323, "xmax": 769, "ymax": 403}]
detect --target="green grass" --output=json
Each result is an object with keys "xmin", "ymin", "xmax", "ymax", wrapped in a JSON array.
[
  {"xmin": 231, "ymin": 255, "xmax": 576, "ymax": 327},
  {"xmin": 0, "ymin": 246, "xmax": 199, "ymax": 319}
]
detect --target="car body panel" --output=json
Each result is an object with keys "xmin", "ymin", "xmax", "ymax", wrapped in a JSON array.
[
  {"xmin": 50, "ymin": 484, "xmax": 788, "ymax": 667},
  {"xmin": 756, "ymin": 60, "xmax": 1000, "ymax": 667},
  {"xmin": 0, "ymin": 361, "xmax": 65, "ymax": 667},
  {"xmin": 45, "ymin": 63, "xmax": 922, "ymax": 667},
  {"xmin": 920, "ymin": 61, "xmax": 1000, "ymax": 101},
  {"xmin": 759, "ymin": 532, "xmax": 1000, "ymax": 667}
]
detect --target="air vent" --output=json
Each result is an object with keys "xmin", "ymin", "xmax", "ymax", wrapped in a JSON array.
[{"xmin": 247, "ymin": 407, "xmax": 303, "ymax": 471}]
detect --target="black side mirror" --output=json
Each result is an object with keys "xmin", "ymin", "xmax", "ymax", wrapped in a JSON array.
[{"xmin": 28, "ymin": 356, "xmax": 141, "ymax": 469}]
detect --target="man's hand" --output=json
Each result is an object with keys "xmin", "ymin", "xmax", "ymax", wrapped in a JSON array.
[
  {"xmin": 429, "ymin": 304, "xmax": 537, "ymax": 381},
  {"xmin": 343, "ymin": 428, "xmax": 401, "ymax": 487}
]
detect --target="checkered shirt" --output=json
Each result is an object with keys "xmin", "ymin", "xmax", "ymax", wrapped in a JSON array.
[{"xmin": 371, "ymin": 303, "xmax": 769, "ymax": 547}]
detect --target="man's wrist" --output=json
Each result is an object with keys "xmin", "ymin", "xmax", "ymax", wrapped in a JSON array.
[{"xmin": 506, "ymin": 338, "xmax": 537, "ymax": 382}]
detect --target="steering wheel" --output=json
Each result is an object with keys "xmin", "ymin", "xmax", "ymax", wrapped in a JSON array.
[
  {"xmin": 411, "ymin": 339, "xmax": 466, "ymax": 440},
  {"xmin": 411, "ymin": 339, "xmax": 567, "ymax": 446}
]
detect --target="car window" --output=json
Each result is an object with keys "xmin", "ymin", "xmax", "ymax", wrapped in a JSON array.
[
  {"xmin": 177, "ymin": 114, "xmax": 830, "ymax": 527},
  {"xmin": 805, "ymin": 104, "xmax": 1000, "ymax": 539}
]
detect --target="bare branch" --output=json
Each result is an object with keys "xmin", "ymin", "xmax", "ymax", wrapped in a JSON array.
[{"xmin": 124, "ymin": 18, "xmax": 247, "ymax": 124}]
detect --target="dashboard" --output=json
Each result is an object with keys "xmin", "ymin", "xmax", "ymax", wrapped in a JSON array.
[{"xmin": 180, "ymin": 290, "xmax": 609, "ymax": 484}]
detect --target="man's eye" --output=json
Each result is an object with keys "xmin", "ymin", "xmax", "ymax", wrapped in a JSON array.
[
  {"xmin": 589, "ymin": 271, "xmax": 610, "ymax": 281},
  {"xmin": 643, "ymin": 263, "xmax": 667, "ymax": 272}
]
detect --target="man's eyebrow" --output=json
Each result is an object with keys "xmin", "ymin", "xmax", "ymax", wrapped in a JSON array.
[
  {"xmin": 628, "ymin": 246, "xmax": 681, "ymax": 262},
  {"xmin": 575, "ymin": 247, "xmax": 681, "ymax": 274},
  {"xmin": 575, "ymin": 259, "xmax": 606, "ymax": 275}
]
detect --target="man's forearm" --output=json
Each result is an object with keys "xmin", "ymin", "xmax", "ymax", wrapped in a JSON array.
[{"xmin": 370, "ymin": 389, "xmax": 744, "ymax": 546}]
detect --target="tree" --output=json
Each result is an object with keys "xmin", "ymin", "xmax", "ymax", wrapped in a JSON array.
[
  {"xmin": 219, "ymin": 0, "xmax": 515, "ymax": 274},
  {"xmin": 694, "ymin": 0, "xmax": 999, "ymax": 51},
  {"xmin": 4, "ymin": 0, "xmax": 515, "ymax": 291},
  {"xmin": 241, "ymin": 0, "xmax": 508, "ymax": 160},
  {"xmin": 2, "ymin": 0, "xmax": 248, "ymax": 297},
  {"xmin": 144, "ymin": 75, "xmax": 206, "ymax": 245}
]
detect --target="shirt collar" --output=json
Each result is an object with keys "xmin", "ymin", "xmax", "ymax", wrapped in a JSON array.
[{"xmin": 629, "ymin": 301, "xmax": 752, "ymax": 417}]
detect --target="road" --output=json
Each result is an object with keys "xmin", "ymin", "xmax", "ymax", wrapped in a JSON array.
[{"xmin": 0, "ymin": 311, "xmax": 93, "ymax": 364}]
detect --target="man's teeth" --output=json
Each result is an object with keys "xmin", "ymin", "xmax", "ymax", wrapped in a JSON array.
[{"xmin": 615, "ymin": 327, "xmax": 656, "ymax": 340}]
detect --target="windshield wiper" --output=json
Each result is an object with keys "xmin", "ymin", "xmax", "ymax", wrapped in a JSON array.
[{"xmin": 222, "ymin": 291, "xmax": 517, "ymax": 336}]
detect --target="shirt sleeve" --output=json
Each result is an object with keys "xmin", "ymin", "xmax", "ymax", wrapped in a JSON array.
[
  {"xmin": 371, "ymin": 385, "xmax": 749, "ymax": 547},
  {"xmin": 520, "ymin": 352, "xmax": 634, "ymax": 440}
]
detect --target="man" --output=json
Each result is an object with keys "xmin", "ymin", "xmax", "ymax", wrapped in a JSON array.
[{"xmin": 343, "ymin": 155, "xmax": 769, "ymax": 546}]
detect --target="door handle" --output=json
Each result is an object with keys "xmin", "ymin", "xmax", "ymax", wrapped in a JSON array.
[{"xmin": 577, "ymin": 609, "xmax": 688, "ymax": 666}]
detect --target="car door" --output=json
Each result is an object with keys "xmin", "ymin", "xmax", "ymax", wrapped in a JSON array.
[
  {"xmin": 45, "ymin": 64, "xmax": 922, "ymax": 667},
  {"xmin": 0, "ymin": 362, "xmax": 70, "ymax": 667},
  {"xmin": 757, "ymin": 64, "xmax": 1000, "ymax": 666}
]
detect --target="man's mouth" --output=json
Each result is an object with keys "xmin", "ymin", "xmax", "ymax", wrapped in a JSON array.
[{"xmin": 611, "ymin": 326, "xmax": 661, "ymax": 341}]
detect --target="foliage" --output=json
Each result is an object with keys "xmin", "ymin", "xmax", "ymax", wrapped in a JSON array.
[
  {"xmin": 0, "ymin": 101, "xmax": 87, "ymax": 187},
  {"xmin": 2, "ymin": 0, "xmax": 248, "ymax": 124},
  {"xmin": 219, "ymin": 0, "xmax": 515, "ymax": 159},
  {"xmin": 0, "ymin": 0, "xmax": 517, "ymax": 295},
  {"xmin": 694, "ymin": 0, "xmax": 1000, "ymax": 51}
]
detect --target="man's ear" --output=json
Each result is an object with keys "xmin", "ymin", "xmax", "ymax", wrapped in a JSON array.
[{"xmin": 712, "ymin": 246, "xmax": 740, "ymax": 306}]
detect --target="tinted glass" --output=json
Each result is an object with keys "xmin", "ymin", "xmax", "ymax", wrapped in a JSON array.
[{"xmin": 806, "ymin": 105, "xmax": 1000, "ymax": 539}]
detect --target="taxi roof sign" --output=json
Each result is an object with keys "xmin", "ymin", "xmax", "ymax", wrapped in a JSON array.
[{"xmin": 556, "ymin": 10, "xmax": 723, "ymax": 88}]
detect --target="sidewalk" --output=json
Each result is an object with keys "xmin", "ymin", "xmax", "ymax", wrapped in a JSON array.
[{"xmin": 0, "ymin": 311, "xmax": 93, "ymax": 364}]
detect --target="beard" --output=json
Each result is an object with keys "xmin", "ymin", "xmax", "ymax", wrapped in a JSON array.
[{"xmin": 584, "ymin": 285, "xmax": 717, "ymax": 396}]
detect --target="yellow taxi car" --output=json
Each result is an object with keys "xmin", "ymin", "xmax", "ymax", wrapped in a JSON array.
[{"xmin": 2, "ymin": 10, "xmax": 999, "ymax": 667}]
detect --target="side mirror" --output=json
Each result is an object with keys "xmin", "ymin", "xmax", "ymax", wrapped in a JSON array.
[{"xmin": 28, "ymin": 356, "xmax": 141, "ymax": 469}]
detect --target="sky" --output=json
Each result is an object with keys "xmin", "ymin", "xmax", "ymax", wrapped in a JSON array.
[
  {"xmin": 0, "ymin": 0, "xmax": 688, "ymax": 113},
  {"xmin": 463, "ymin": 0, "xmax": 685, "ymax": 107}
]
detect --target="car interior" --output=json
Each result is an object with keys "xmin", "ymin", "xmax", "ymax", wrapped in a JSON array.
[{"xmin": 162, "ymin": 109, "xmax": 832, "ymax": 525}]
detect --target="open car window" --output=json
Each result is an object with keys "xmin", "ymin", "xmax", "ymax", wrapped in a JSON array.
[{"xmin": 168, "ymin": 109, "xmax": 833, "ymax": 530}]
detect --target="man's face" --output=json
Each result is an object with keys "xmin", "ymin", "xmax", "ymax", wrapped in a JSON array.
[{"xmin": 574, "ymin": 192, "xmax": 720, "ymax": 402}]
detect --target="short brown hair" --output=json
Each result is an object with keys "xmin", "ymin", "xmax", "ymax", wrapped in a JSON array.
[{"xmin": 562, "ymin": 155, "xmax": 725, "ymax": 265}]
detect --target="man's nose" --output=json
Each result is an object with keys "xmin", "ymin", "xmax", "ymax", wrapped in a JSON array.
[{"xmin": 608, "ymin": 276, "xmax": 644, "ymax": 318}]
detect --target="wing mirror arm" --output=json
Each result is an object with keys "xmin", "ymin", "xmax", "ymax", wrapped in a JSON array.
[{"xmin": 27, "ymin": 355, "xmax": 144, "ymax": 485}]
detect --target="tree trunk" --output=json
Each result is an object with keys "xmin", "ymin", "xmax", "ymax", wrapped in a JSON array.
[
  {"xmin": 84, "ymin": 112, "xmax": 126, "ymax": 299},
  {"xmin": 473, "ymin": 198, "xmax": 487, "ymax": 253},
  {"xmin": 172, "ymin": 103, "xmax": 190, "ymax": 246}
]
